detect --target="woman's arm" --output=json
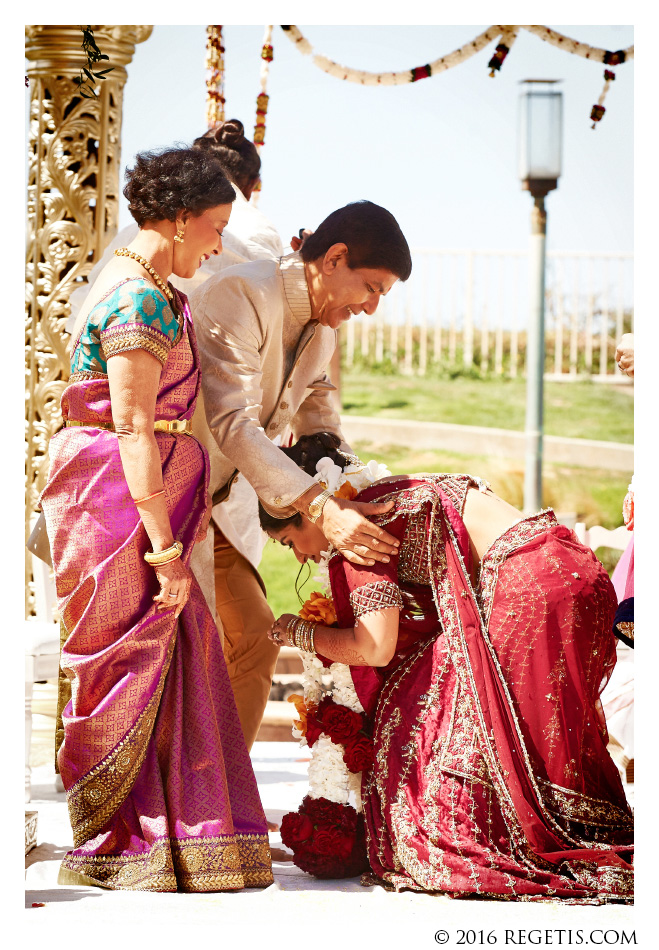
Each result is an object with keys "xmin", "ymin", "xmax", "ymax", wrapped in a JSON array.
[
  {"xmin": 106, "ymin": 349, "xmax": 193, "ymax": 617},
  {"xmin": 270, "ymin": 609, "xmax": 400, "ymax": 668}
]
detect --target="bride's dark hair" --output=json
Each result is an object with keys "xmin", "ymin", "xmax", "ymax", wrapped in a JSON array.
[{"xmin": 258, "ymin": 432, "xmax": 350, "ymax": 532}]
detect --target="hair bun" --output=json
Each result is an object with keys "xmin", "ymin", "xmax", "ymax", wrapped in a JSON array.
[{"xmin": 217, "ymin": 119, "xmax": 245, "ymax": 149}]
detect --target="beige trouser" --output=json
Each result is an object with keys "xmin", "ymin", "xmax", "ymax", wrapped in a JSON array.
[{"xmin": 214, "ymin": 529, "xmax": 279, "ymax": 750}]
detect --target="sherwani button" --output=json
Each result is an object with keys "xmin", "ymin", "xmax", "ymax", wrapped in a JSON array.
[
  {"xmin": 287, "ymin": 380, "xmax": 293, "ymax": 387},
  {"xmin": 280, "ymin": 401, "xmax": 288, "ymax": 410},
  {"xmin": 274, "ymin": 497, "xmax": 282, "ymax": 506}
]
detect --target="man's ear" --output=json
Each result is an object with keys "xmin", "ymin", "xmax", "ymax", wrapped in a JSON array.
[{"xmin": 321, "ymin": 243, "xmax": 349, "ymax": 274}]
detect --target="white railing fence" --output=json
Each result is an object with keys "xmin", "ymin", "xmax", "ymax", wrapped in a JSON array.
[{"xmin": 342, "ymin": 249, "xmax": 633, "ymax": 379}]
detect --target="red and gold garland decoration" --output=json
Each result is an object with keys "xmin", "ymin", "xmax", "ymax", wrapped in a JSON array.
[
  {"xmin": 205, "ymin": 25, "xmax": 226, "ymax": 129},
  {"xmin": 280, "ymin": 24, "xmax": 633, "ymax": 128},
  {"xmin": 251, "ymin": 25, "xmax": 274, "ymax": 204}
]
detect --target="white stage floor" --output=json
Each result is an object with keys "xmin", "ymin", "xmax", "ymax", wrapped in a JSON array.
[{"xmin": 25, "ymin": 741, "xmax": 637, "ymax": 948}]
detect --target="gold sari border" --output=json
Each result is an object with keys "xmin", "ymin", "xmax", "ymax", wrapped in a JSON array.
[{"xmin": 59, "ymin": 832, "xmax": 273, "ymax": 892}]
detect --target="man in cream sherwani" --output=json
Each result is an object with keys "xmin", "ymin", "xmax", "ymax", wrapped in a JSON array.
[{"xmin": 190, "ymin": 200, "xmax": 412, "ymax": 749}]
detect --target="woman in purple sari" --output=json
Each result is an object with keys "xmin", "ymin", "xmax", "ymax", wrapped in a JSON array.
[{"xmin": 40, "ymin": 147, "xmax": 273, "ymax": 891}]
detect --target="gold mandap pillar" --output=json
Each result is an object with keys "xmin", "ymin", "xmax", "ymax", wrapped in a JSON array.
[{"xmin": 25, "ymin": 25, "xmax": 152, "ymax": 617}]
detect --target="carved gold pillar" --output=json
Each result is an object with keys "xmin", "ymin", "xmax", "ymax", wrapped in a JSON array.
[{"xmin": 25, "ymin": 25, "xmax": 152, "ymax": 617}]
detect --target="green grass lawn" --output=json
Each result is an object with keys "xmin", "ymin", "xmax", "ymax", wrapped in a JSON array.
[
  {"xmin": 340, "ymin": 372, "xmax": 634, "ymax": 444},
  {"xmin": 259, "ymin": 439, "xmax": 632, "ymax": 620}
]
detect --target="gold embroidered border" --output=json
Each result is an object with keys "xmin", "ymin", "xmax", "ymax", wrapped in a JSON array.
[
  {"xmin": 66, "ymin": 628, "xmax": 177, "ymax": 847},
  {"xmin": 350, "ymin": 580, "xmax": 404, "ymax": 619},
  {"xmin": 101, "ymin": 323, "xmax": 171, "ymax": 366},
  {"xmin": 68, "ymin": 369, "xmax": 109, "ymax": 383},
  {"xmin": 616, "ymin": 621, "xmax": 634, "ymax": 641},
  {"xmin": 59, "ymin": 832, "xmax": 273, "ymax": 892},
  {"xmin": 540, "ymin": 780, "xmax": 633, "ymax": 830}
]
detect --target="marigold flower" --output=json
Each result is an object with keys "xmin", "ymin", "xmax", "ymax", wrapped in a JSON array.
[
  {"xmin": 287, "ymin": 693, "xmax": 316, "ymax": 737},
  {"xmin": 334, "ymin": 480, "xmax": 358, "ymax": 501},
  {"xmin": 300, "ymin": 591, "xmax": 337, "ymax": 626}
]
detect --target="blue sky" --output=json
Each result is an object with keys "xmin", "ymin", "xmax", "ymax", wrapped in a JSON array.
[{"xmin": 118, "ymin": 24, "xmax": 633, "ymax": 255}]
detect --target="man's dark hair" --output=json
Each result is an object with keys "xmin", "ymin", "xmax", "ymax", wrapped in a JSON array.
[{"xmin": 300, "ymin": 200, "xmax": 412, "ymax": 281}]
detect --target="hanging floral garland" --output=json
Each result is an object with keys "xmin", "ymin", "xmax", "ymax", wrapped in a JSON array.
[
  {"xmin": 280, "ymin": 455, "xmax": 392, "ymax": 878},
  {"xmin": 251, "ymin": 25, "xmax": 274, "ymax": 205},
  {"xmin": 281, "ymin": 23, "xmax": 503, "ymax": 85},
  {"xmin": 280, "ymin": 24, "xmax": 633, "ymax": 127},
  {"xmin": 205, "ymin": 25, "xmax": 226, "ymax": 129}
]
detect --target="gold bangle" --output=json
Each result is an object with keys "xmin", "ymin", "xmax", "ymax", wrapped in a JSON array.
[
  {"xmin": 144, "ymin": 541, "xmax": 183, "ymax": 565},
  {"xmin": 133, "ymin": 489, "xmax": 165, "ymax": 505}
]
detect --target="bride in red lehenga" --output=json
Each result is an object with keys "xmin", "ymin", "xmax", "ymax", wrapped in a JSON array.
[{"xmin": 261, "ymin": 433, "xmax": 633, "ymax": 903}]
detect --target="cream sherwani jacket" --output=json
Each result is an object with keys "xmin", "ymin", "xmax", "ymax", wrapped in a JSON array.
[{"xmin": 190, "ymin": 252, "xmax": 345, "ymax": 525}]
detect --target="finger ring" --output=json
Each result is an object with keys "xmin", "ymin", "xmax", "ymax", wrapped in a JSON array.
[{"xmin": 167, "ymin": 592, "xmax": 177, "ymax": 598}]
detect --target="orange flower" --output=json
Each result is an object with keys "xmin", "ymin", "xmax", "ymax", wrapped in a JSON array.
[
  {"xmin": 300, "ymin": 590, "xmax": 337, "ymax": 626},
  {"xmin": 334, "ymin": 480, "xmax": 358, "ymax": 501},
  {"xmin": 287, "ymin": 693, "xmax": 317, "ymax": 737}
]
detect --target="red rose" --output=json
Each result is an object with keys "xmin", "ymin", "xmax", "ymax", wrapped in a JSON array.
[
  {"xmin": 312, "ymin": 826, "xmax": 354, "ymax": 861},
  {"xmin": 304, "ymin": 711, "xmax": 323, "ymax": 748},
  {"xmin": 343, "ymin": 734, "xmax": 375, "ymax": 773},
  {"xmin": 338, "ymin": 807, "xmax": 359, "ymax": 833},
  {"xmin": 302, "ymin": 795, "xmax": 349, "ymax": 826},
  {"xmin": 280, "ymin": 810, "xmax": 313, "ymax": 849},
  {"xmin": 316, "ymin": 697, "xmax": 363, "ymax": 744},
  {"xmin": 293, "ymin": 829, "xmax": 369, "ymax": 878},
  {"xmin": 294, "ymin": 847, "xmax": 340, "ymax": 878}
]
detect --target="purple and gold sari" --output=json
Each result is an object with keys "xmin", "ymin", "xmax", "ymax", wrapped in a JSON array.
[{"xmin": 41, "ymin": 279, "xmax": 273, "ymax": 891}]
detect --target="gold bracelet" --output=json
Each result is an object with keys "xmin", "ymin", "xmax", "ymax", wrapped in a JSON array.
[
  {"xmin": 292, "ymin": 618, "xmax": 317, "ymax": 654},
  {"xmin": 133, "ymin": 489, "xmax": 165, "ymax": 505},
  {"xmin": 144, "ymin": 541, "xmax": 183, "ymax": 565}
]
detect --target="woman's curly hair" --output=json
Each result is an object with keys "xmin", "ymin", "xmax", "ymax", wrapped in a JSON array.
[{"xmin": 124, "ymin": 147, "xmax": 235, "ymax": 226}]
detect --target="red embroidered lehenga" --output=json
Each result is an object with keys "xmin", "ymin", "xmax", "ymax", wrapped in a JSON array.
[{"xmin": 327, "ymin": 476, "xmax": 633, "ymax": 902}]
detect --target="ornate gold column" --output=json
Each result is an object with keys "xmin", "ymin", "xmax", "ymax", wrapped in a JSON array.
[{"xmin": 25, "ymin": 26, "xmax": 152, "ymax": 617}]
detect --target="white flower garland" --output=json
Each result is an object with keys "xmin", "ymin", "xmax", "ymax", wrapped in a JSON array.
[
  {"xmin": 281, "ymin": 24, "xmax": 634, "ymax": 84},
  {"xmin": 280, "ymin": 24, "xmax": 633, "ymax": 126},
  {"xmin": 294, "ymin": 455, "xmax": 392, "ymax": 813}
]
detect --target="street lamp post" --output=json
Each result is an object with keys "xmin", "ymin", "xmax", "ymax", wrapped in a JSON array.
[{"xmin": 518, "ymin": 79, "xmax": 563, "ymax": 514}]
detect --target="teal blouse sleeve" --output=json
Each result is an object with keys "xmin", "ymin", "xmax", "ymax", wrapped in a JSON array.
[{"xmin": 70, "ymin": 278, "xmax": 181, "ymax": 374}]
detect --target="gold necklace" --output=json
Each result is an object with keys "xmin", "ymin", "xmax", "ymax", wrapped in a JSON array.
[{"xmin": 114, "ymin": 248, "xmax": 174, "ymax": 302}]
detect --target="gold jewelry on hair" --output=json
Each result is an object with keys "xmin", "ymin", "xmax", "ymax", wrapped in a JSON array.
[
  {"xmin": 144, "ymin": 541, "xmax": 183, "ymax": 566},
  {"xmin": 174, "ymin": 227, "xmax": 185, "ymax": 244},
  {"xmin": 114, "ymin": 248, "xmax": 174, "ymax": 302},
  {"xmin": 133, "ymin": 489, "xmax": 165, "ymax": 505}
]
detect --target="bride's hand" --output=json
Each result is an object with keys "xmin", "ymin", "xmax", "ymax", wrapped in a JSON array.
[
  {"xmin": 268, "ymin": 613, "xmax": 298, "ymax": 647},
  {"xmin": 318, "ymin": 497, "xmax": 399, "ymax": 567}
]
